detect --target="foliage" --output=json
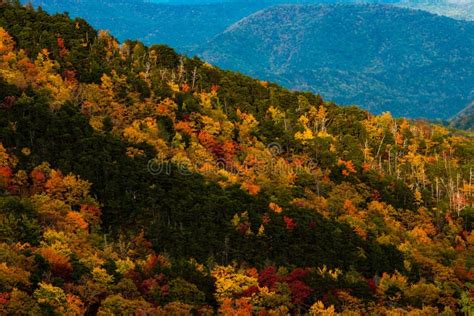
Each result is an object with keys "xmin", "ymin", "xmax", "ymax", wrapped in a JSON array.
[{"xmin": 0, "ymin": 3, "xmax": 472, "ymax": 314}]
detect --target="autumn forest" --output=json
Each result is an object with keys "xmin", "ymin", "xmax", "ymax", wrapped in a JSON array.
[{"xmin": 0, "ymin": 1, "xmax": 473, "ymax": 315}]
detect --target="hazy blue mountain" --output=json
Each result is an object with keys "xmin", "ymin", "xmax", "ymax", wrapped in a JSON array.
[
  {"xmin": 140, "ymin": 0, "xmax": 474, "ymax": 20},
  {"xmin": 25, "ymin": 0, "xmax": 361, "ymax": 50},
  {"xmin": 25, "ymin": 0, "xmax": 270, "ymax": 51},
  {"xmin": 198, "ymin": 5, "xmax": 474, "ymax": 118},
  {"xmin": 148, "ymin": 0, "xmax": 474, "ymax": 21},
  {"xmin": 24, "ymin": 0, "xmax": 473, "ymax": 53},
  {"xmin": 450, "ymin": 102, "xmax": 474, "ymax": 131},
  {"xmin": 24, "ymin": 0, "xmax": 349, "ymax": 52},
  {"xmin": 146, "ymin": 0, "xmax": 397, "ymax": 4},
  {"xmin": 397, "ymin": 0, "xmax": 474, "ymax": 21}
]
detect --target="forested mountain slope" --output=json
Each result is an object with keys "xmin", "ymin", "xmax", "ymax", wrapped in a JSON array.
[
  {"xmin": 0, "ymin": 2, "xmax": 473, "ymax": 314},
  {"xmin": 397, "ymin": 0, "xmax": 474, "ymax": 21},
  {"xmin": 198, "ymin": 4, "xmax": 474, "ymax": 119},
  {"xmin": 24, "ymin": 1, "xmax": 474, "ymax": 120},
  {"xmin": 451, "ymin": 102, "xmax": 474, "ymax": 132},
  {"xmin": 150, "ymin": 0, "xmax": 474, "ymax": 21}
]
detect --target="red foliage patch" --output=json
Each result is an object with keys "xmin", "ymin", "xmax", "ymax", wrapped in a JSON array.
[
  {"xmin": 57, "ymin": 37, "xmax": 65, "ymax": 49},
  {"xmin": 31, "ymin": 169, "xmax": 46, "ymax": 183},
  {"xmin": 259, "ymin": 266, "xmax": 278, "ymax": 289},
  {"xmin": 285, "ymin": 268, "xmax": 312, "ymax": 305},
  {"xmin": 0, "ymin": 166, "xmax": 13, "ymax": 188},
  {"xmin": 288, "ymin": 280, "xmax": 312, "ymax": 305},
  {"xmin": 198, "ymin": 131, "xmax": 225, "ymax": 158},
  {"xmin": 0, "ymin": 292, "xmax": 9, "ymax": 305},
  {"xmin": 80, "ymin": 204, "xmax": 101, "ymax": 224},
  {"xmin": 239, "ymin": 285, "xmax": 259, "ymax": 298},
  {"xmin": 57, "ymin": 37, "xmax": 69, "ymax": 57},
  {"xmin": 283, "ymin": 216, "xmax": 296, "ymax": 231},
  {"xmin": 211, "ymin": 84, "xmax": 220, "ymax": 93},
  {"xmin": 367, "ymin": 278, "xmax": 377, "ymax": 294}
]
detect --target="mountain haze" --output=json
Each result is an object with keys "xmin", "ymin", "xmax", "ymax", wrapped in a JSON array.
[
  {"xmin": 23, "ymin": 0, "xmax": 474, "ymax": 53},
  {"xmin": 397, "ymin": 0, "xmax": 474, "ymax": 20},
  {"xmin": 198, "ymin": 4, "xmax": 474, "ymax": 118},
  {"xmin": 451, "ymin": 102, "xmax": 474, "ymax": 131},
  {"xmin": 25, "ymin": 0, "xmax": 269, "ymax": 51}
]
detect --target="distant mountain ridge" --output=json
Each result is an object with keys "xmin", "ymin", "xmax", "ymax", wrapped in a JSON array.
[
  {"xmin": 23, "ymin": 0, "xmax": 474, "ymax": 53},
  {"xmin": 397, "ymin": 0, "xmax": 474, "ymax": 20},
  {"xmin": 141, "ymin": 0, "xmax": 474, "ymax": 20},
  {"xmin": 451, "ymin": 102, "xmax": 474, "ymax": 131},
  {"xmin": 25, "ymin": 0, "xmax": 270, "ymax": 51},
  {"xmin": 197, "ymin": 4, "xmax": 474, "ymax": 118}
]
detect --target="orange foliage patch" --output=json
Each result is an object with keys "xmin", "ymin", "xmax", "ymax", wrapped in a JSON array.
[
  {"xmin": 269, "ymin": 202, "xmax": 283, "ymax": 214},
  {"xmin": 395, "ymin": 132, "xmax": 404, "ymax": 146},
  {"xmin": 343, "ymin": 200, "xmax": 357, "ymax": 215},
  {"xmin": 362, "ymin": 162, "xmax": 372, "ymax": 172},
  {"xmin": 259, "ymin": 81, "xmax": 269, "ymax": 88},
  {"xmin": 246, "ymin": 267, "xmax": 259, "ymax": 279},
  {"xmin": 39, "ymin": 247, "xmax": 72, "ymax": 275},
  {"xmin": 211, "ymin": 84, "xmax": 220, "ymax": 93},
  {"xmin": 80, "ymin": 204, "xmax": 101, "ymax": 225},
  {"xmin": 219, "ymin": 298, "xmax": 253, "ymax": 316},
  {"xmin": 222, "ymin": 140, "xmax": 238, "ymax": 161},
  {"xmin": 198, "ymin": 131, "xmax": 216, "ymax": 148},
  {"xmin": 175, "ymin": 121, "xmax": 194, "ymax": 136},
  {"xmin": 65, "ymin": 211, "xmax": 89, "ymax": 231},
  {"xmin": 242, "ymin": 182, "xmax": 260, "ymax": 196},
  {"xmin": 17, "ymin": 58, "xmax": 38, "ymax": 80},
  {"xmin": 198, "ymin": 130, "xmax": 223, "ymax": 157},
  {"xmin": 0, "ymin": 27, "xmax": 15, "ymax": 55},
  {"xmin": 181, "ymin": 83, "xmax": 190, "ymax": 93},
  {"xmin": 353, "ymin": 226, "xmax": 367, "ymax": 239},
  {"xmin": 338, "ymin": 159, "xmax": 357, "ymax": 176},
  {"xmin": 66, "ymin": 294, "xmax": 85, "ymax": 315},
  {"xmin": 44, "ymin": 170, "xmax": 63, "ymax": 193},
  {"xmin": 31, "ymin": 169, "xmax": 46, "ymax": 183},
  {"xmin": 0, "ymin": 166, "xmax": 12, "ymax": 187}
]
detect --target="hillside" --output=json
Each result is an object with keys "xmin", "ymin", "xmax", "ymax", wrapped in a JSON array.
[
  {"xmin": 24, "ymin": 0, "xmax": 473, "ymax": 53},
  {"xmin": 23, "ymin": 1, "xmax": 474, "ymax": 120},
  {"xmin": 0, "ymin": 2, "xmax": 473, "ymax": 314},
  {"xmin": 451, "ymin": 102, "xmax": 474, "ymax": 131},
  {"xmin": 198, "ymin": 4, "xmax": 474, "ymax": 119},
  {"xmin": 398, "ymin": 0, "xmax": 474, "ymax": 21},
  {"xmin": 150, "ymin": 0, "xmax": 474, "ymax": 21},
  {"xmin": 22, "ymin": 0, "xmax": 388, "ymax": 51}
]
